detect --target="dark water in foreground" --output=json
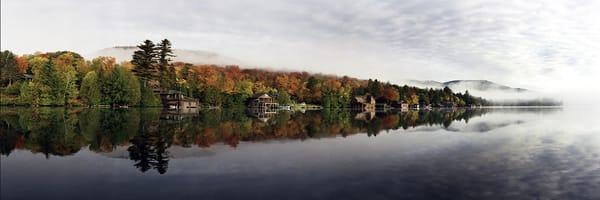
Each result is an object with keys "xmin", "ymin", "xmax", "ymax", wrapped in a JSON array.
[{"xmin": 1, "ymin": 107, "xmax": 599, "ymax": 200}]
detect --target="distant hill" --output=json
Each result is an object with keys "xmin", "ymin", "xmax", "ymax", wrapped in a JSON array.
[
  {"xmin": 406, "ymin": 80, "xmax": 534, "ymax": 100},
  {"xmin": 408, "ymin": 80, "xmax": 527, "ymax": 93},
  {"xmin": 88, "ymin": 46, "xmax": 243, "ymax": 65}
]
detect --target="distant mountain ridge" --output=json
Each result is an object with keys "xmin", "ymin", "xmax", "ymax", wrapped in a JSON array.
[
  {"xmin": 406, "ymin": 79, "xmax": 536, "ymax": 101},
  {"xmin": 408, "ymin": 80, "xmax": 527, "ymax": 93},
  {"xmin": 88, "ymin": 46, "xmax": 243, "ymax": 65}
]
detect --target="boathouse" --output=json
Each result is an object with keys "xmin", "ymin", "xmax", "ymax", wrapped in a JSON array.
[
  {"xmin": 160, "ymin": 90, "xmax": 199, "ymax": 109},
  {"xmin": 350, "ymin": 94, "xmax": 376, "ymax": 111},
  {"xmin": 248, "ymin": 93, "xmax": 279, "ymax": 110}
]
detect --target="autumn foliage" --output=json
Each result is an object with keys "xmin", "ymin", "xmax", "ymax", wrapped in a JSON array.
[{"xmin": 0, "ymin": 40, "xmax": 487, "ymax": 107}]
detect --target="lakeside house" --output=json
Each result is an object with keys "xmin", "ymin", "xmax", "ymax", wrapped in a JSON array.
[
  {"xmin": 159, "ymin": 90, "xmax": 199, "ymax": 110},
  {"xmin": 247, "ymin": 93, "xmax": 279, "ymax": 122},
  {"xmin": 393, "ymin": 101, "xmax": 410, "ymax": 111},
  {"xmin": 401, "ymin": 102, "xmax": 409, "ymax": 110},
  {"xmin": 248, "ymin": 93, "xmax": 279, "ymax": 110},
  {"xmin": 350, "ymin": 94, "xmax": 376, "ymax": 111}
]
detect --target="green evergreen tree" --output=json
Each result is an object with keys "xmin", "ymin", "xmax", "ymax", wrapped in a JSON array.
[
  {"xmin": 104, "ymin": 67, "xmax": 141, "ymax": 106},
  {"xmin": 132, "ymin": 40, "xmax": 158, "ymax": 87},
  {"xmin": 367, "ymin": 79, "xmax": 383, "ymax": 98},
  {"xmin": 38, "ymin": 60, "xmax": 62, "ymax": 105},
  {"xmin": 443, "ymin": 86, "xmax": 453, "ymax": 95},
  {"xmin": 166, "ymin": 65, "xmax": 177, "ymax": 89},
  {"xmin": 157, "ymin": 39, "xmax": 175, "ymax": 89},
  {"xmin": 139, "ymin": 84, "xmax": 161, "ymax": 107},
  {"xmin": 463, "ymin": 90, "xmax": 471, "ymax": 105}
]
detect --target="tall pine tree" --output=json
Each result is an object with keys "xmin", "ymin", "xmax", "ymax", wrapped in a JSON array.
[
  {"xmin": 132, "ymin": 40, "xmax": 158, "ymax": 87},
  {"xmin": 39, "ymin": 60, "xmax": 61, "ymax": 105},
  {"xmin": 157, "ymin": 39, "xmax": 175, "ymax": 89}
]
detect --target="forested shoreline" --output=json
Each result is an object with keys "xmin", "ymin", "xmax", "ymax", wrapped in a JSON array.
[{"xmin": 0, "ymin": 39, "xmax": 486, "ymax": 108}]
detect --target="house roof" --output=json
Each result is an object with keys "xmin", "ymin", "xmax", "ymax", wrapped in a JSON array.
[
  {"xmin": 252, "ymin": 93, "xmax": 271, "ymax": 99},
  {"xmin": 354, "ymin": 96, "xmax": 367, "ymax": 103},
  {"xmin": 354, "ymin": 95, "xmax": 375, "ymax": 104}
]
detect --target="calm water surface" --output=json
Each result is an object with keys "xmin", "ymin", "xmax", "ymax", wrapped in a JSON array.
[{"xmin": 1, "ymin": 107, "xmax": 599, "ymax": 199}]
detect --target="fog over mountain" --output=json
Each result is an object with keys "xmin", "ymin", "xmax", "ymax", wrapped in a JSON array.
[
  {"xmin": 91, "ymin": 46, "xmax": 552, "ymax": 101},
  {"xmin": 405, "ymin": 80, "xmax": 548, "ymax": 101},
  {"xmin": 89, "ymin": 46, "xmax": 243, "ymax": 65},
  {"xmin": 408, "ymin": 80, "xmax": 526, "ymax": 92}
]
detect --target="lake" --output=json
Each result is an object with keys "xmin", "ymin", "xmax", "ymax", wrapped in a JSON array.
[{"xmin": 1, "ymin": 107, "xmax": 599, "ymax": 199}]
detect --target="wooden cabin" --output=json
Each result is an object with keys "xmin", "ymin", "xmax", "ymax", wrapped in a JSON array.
[
  {"xmin": 350, "ymin": 94, "xmax": 376, "ymax": 111},
  {"xmin": 160, "ymin": 90, "xmax": 199, "ymax": 110},
  {"xmin": 248, "ymin": 93, "xmax": 279, "ymax": 110},
  {"xmin": 400, "ymin": 102, "xmax": 410, "ymax": 110}
]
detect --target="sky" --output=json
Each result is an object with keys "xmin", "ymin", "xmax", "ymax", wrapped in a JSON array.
[{"xmin": 2, "ymin": 0, "xmax": 599, "ymax": 101}]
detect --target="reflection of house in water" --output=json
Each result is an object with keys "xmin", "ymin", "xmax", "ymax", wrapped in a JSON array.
[
  {"xmin": 160, "ymin": 90, "xmax": 199, "ymax": 110},
  {"xmin": 247, "ymin": 108, "xmax": 278, "ymax": 122},
  {"xmin": 354, "ymin": 111, "xmax": 376, "ymax": 121},
  {"xmin": 160, "ymin": 108, "xmax": 199, "ymax": 122},
  {"xmin": 350, "ymin": 94, "xmax": 376, "ymax": 111},
  {"xmin": 247, "ymin": 94, "xmax": 281, "ymax": 122},
  {"xmin": 376, "ymin": 103, "xmax": 392, "ymax": 111},
  {"xmin": 397, "ymin": 102, "xmax": 410, "ymax": 112},
  {"xmin": 411, "ymin": 104, "xmax": 420, "ymax": 110}
]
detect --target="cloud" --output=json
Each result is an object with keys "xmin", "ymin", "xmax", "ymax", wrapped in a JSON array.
[{"xmin": 2, "ymin": 0, "xmax": 599, "ymax": 99}]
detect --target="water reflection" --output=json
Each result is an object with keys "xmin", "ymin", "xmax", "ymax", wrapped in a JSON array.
[
  {"xmin": 0, "ymin": 107, "xmax": 498, "ymax": 173},
  {"xmin": 4, "ymin": 107, "xmax": 599, "ymax": 200}
]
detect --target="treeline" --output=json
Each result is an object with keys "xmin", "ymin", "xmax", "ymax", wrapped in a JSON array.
[
  {"xmin": 0, "ymin": 40, "xmax": 172, "ymax": 107},
  {"xmin": 0, "ymin": 39, "xmax": 486, "ymax": 107}
]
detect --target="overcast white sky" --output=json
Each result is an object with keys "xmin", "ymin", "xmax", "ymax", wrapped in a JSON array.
[{"xmin": 2, "ymin": 0, "xmax": 599, "ymax": 100}]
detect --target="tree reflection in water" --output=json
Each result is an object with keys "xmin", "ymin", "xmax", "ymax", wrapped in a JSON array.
[{"xmin": 0, "ymin": 107, "xmax": 490, "ymax": 174}]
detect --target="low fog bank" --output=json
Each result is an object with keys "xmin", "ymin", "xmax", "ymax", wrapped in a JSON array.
[
  {"xmin": 399, "ymin": 79, "xmax": 565, "ymax": 105},
  {"xmin": 558, "ymin": 90, "xmax": 600, "ymax": 108}
]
